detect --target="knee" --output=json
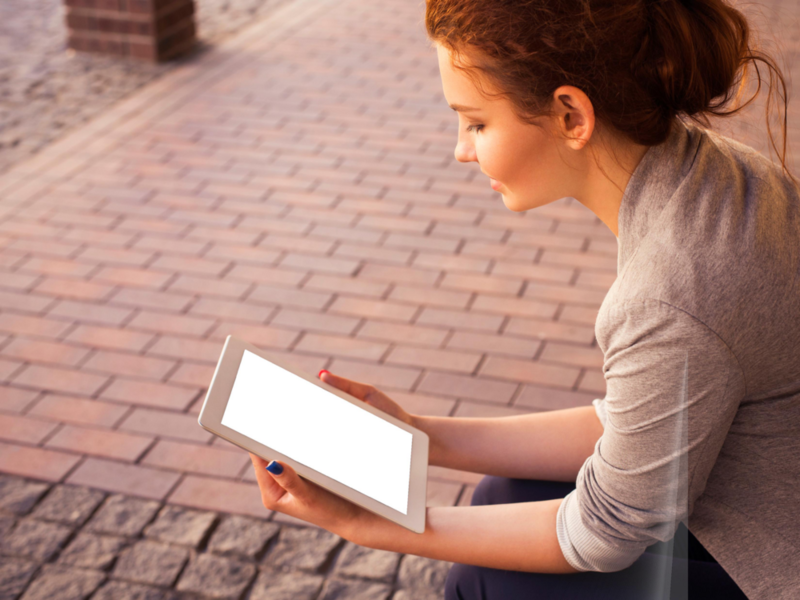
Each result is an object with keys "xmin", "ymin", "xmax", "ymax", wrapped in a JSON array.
[
  {"xmin": 470, "ymin": 475, "xmax": 513, "ymax": 507},
  {"xmin": 444, "ymin": 562, "xmax": 481, "ymax": 600}
]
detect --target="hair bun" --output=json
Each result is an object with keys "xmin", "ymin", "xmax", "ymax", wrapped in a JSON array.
[{"xmin": 634, "ymin": 0, "xmax": 746, "ymax": 118}]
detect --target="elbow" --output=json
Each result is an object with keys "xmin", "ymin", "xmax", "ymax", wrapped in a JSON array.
[{"xmin": 557, "ymin": 491, "xmax": 648, "ymax": 574}]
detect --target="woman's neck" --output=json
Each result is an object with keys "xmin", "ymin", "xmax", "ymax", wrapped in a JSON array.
[{"xmin": 574, "ymin": 131, "xmax": 650, "ymax": 238}]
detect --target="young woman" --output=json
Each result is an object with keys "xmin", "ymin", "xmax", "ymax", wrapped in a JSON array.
[{"xmin": 248, "ymin": 1, "xmax": 799, "ymax": 598}]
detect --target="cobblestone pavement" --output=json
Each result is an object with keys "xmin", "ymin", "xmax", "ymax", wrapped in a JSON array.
[
  {"xmin": 0, "ymin": 0, "xmax": 293, "ymax": 174},
  {"xmin": 0, "ymin": 474, "xmax": 449, "ymax": 599},
  {"xmin": 0, "ymin": 0, "xmax": 799, "ymax": 598}
]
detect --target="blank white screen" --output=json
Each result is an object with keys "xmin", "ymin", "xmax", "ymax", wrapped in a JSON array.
[{"xmin": 221, "ymin": 350, "xmax": 413, "ymax": 514}]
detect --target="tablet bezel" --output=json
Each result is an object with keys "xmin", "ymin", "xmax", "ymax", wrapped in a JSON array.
[{"xmin": 197, "ymin": 335, "xmax": 429, "ymax": 534}]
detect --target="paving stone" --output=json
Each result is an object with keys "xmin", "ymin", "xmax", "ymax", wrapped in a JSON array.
[
  {"xmin": 92, "ymin": 580, "xmax": 167, "ymax": 600},
  {"xmin": 85, "ymin": 494, "xmax": 160, "ymax": 537},
  {"xmin": 0, "ymin": 518, "xmax": 73, "ymax": 561},
  {"xmin": 175, "ymin": 553, "xmax": 257, "ymax": 599},
  {"xmin": 248, "ymin": 568, "xmax": 324, "ymax": 600},
  {"xmin": 207, "ymin": 515, "xmax": 280, "ymax": 559},
  {"xmin": 396, "ymin": 555, "xmax": 453, "ymax": 594},
  {"xmin": 0, "ymin": 476, "xmax": 49, "ymax": 515},
  {"xmin": 112, "ymin": 540, "xmax": 189, "ymax": 587},
  {"xmin": 0, "ymin": 558, "xmax": 38, "ymax": 600},
  {"xmin": 0, "ymin": 514, "xmax": 14, "ymax": 539},
  {"xmin": 20, "ymin": 564, "xmax": 104, "ymax": 600},
  {"xmin": 317, "ymin": 576, "xmax": 392, "ymax": 600},
  {"xmin": 392, "ymin": 589, "xmax": 442, "ymax": 600},
  {"xmin": 334, "ymin": 542, "xmax": 402, "ymax": 583},
  {"xmin": 58, "ymin": 532, "xmax": 129, "ymax": 570},
  {"xmin": 143, "ymin": 505, "xmax": 217, "ymax": 548},
  {"xmin": 31, "ymin": 485, "xmax": 105, "ymax": 526},
  {"xmin": 263, "ymin": 526, "xmax": 342, "ymax": 572}
]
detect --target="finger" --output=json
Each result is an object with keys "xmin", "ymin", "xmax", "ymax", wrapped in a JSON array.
[
  {"xmin": 319, "ymin": 370, "xmax": 374, "ymax": 400},
  {"xmin": 250, "ymin": 453, "xmax": 285, "ymax": 502},
  {"xmin": 264, "ymin": 460, "xmax": 308, "ymax": 503}
]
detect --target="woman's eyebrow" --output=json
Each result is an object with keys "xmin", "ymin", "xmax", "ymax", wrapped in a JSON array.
[{"xmin": 449, "ymin": 104, "xmax": 481, "ymax": 112}]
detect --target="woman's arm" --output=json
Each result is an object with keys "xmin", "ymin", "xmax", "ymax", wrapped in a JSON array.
[
  {"xmin": 351, "ymin": 497, "xmax": 580, "ymax": 574},
  {"xmin": 414, "ymin": 405, "xmax": 604, "ymax": 481},
  {"xmin": 251, "ymin": 452, "xmax": 581, "ymax": 573},
  {"xmin": 318, "ymin": 371, "xmax": 604, "ymax": 483}
]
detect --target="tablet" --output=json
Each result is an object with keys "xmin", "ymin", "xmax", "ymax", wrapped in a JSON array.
[{"xmin": 197, "ymin": 335, "xmax": 429, "ymax": 533}]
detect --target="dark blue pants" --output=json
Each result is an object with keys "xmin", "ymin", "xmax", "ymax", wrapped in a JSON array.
[{"xmin": 444, "ymin": 476, "xmax": 748, "ymax": 600}]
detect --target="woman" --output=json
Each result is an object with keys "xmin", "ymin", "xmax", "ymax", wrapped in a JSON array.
[{"xmin": 249, "ymin": 1, "xmax": 799, "ymax": 598}]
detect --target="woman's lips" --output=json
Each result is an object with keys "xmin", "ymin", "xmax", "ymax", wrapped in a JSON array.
[{"xmin": 490, "ymin": 178, "xmax": 502, "ymax": 191}]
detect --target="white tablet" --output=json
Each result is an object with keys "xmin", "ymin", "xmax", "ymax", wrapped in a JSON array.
[{"xmin": 197, "ymin": 335, "xmax": 429, "ymax": 533}]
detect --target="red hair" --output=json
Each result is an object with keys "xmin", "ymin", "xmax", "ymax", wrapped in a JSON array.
[{"xmin": 426, "ymin": 0, "xmax": 792, "ymax": 179}]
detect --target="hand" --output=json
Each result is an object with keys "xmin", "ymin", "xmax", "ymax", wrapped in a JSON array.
[
  {"xmin": 318, "ymin": 370, "xmax": 417, "ymax": 428},
  {"xmin": 250, "ymin": 453, "xmax": 374, "ymax": 539},
  {"xmin": 248, "ymin": 371, "xmax": 416, "ymax": 541}
]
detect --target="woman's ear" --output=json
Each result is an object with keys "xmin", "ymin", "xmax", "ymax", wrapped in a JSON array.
[{"xmin": 551, "ymin": 85, "xmax": 595, "ymax": 150}]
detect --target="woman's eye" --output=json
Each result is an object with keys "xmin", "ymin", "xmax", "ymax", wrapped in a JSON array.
[{"xmin": 466, "ymin": 124, "xmax": 484, "ymax": 133}]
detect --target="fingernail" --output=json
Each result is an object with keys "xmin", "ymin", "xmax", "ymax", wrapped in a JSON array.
[
  {"xmin": 318, "ymin": 369, "xmax": 330, "ymax": 379},
  {"xmin": 266, "ymin": 460, "xmax": 283, "ymax": 475}
]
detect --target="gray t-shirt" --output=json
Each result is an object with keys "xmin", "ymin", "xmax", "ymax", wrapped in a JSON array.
[{"xmin": 555, "ymin": 117, "xmax": 800, "ymax": 600}]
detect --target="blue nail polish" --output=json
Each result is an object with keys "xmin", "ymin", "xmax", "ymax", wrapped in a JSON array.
[{"xmin": 266, "ymin": 461, "xmax": 283, "ymax": 475}]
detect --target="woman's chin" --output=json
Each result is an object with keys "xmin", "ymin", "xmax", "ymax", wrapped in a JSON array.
[
  {"xmin": 501, "ymin": 192, "xmax": 557, "ymax": 213},
  {"xmin": 500, "ymin": 194, "xmax": 528, "ymax": 213}
]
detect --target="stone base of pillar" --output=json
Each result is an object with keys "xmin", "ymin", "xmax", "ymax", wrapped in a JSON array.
[{"xmin": 65, "ymin": 0, "xmax": 197, "ymax": 62}]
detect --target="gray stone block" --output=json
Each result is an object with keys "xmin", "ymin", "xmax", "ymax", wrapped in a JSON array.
[
  {"xmin": 86, "ymin": 495, "xmax": 161, "ymax": 537},
  {"xmin": 32, "ymin": 485, "xmax": 105, "ymax": 526},
  {"xmin": 143, "ymin": 505, "xmax": 217, "ymax": 548},
  {"xmin": 1, "ymin": 519, "xmax": 73, "ymax": 561},
  {"xmin": 263, "ymin": 526, "xmax": 342, "ymax": 572},
  {"xmin": 0, "ymin": 558, "xmax": 38, "ymax": 600},
  {"xmin": 207, "ymin": 514, "xmax": 280, "ymax": 559},
  {"xmin": 248, "ymin": 568, "xmax": 324, "ymax": 600},
  {"xmin": 112, "ymin": 540, "xmax": 189, "ymax": 587},
  {"xmin": 176, "ymin": 553, "xmax": 257, "ymax": 599},
  {"xmin": 58, "ymin": 532, "xmax": 129, "ymax": 570},
  {"xmin": 20, "ymin": 564, "xmax": 104, "ymax": 600},
  {"xmin": 317, "ymin": 576, "xmax": 392, "ymax": 600},
  {"xmin": 92, "ymin": 580, "xmax": 167, "ymax": 600},
  {"xmin": 0, "ymin": 477, "xmax": 49, "ymax": 516},
  {"xmin": 334, "ymin": 542, "xmax": 402, "ymax": 583},
  {"xmin": 396, "ymin": 555, "xmax": 452, "ymax": 594}
]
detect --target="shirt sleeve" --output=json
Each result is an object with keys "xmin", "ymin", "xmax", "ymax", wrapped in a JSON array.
[
  {"xmin": 556, "ymin": 299, "xmax": 746, "ymax": 572},
  {"xmin": 591, "ymin": 397, "xmax": 608, "ymax": 427}
]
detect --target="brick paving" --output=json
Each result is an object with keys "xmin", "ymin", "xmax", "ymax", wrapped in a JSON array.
[{"xmin": 0, "ymin": 0, "xmax": 798, "ymax": 598}]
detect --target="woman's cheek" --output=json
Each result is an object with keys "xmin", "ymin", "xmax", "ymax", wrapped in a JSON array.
[{"xmin": 478, "ymin": 136, "xmax": 506, "ymax": 182}]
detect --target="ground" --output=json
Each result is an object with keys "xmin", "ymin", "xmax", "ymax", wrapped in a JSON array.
[
  {"xmin": 0, "ymin": 0, "xmax": 798, "ymax": 598},
  {"xmin": 0, "ymin": 0, "xmax": 293, "ymax": 174}
]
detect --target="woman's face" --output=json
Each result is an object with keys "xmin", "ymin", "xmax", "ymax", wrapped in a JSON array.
[{"xmin": 436, "ymin": 44, "xmax": 580, "ymax": 212}]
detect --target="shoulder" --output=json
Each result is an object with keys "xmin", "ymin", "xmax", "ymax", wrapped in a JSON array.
[
  {"xmin": 598, "ymin": 297, "xmax": 730, "ymax": 354},
  {"xmin": 596, "ymin": 297, "xmax": 745, "ymax": 398},
  {"xmin": 610, "ymin": 124, "xmax": 799, "ymax": 340},
  {"xmin": 683, "ymin": 120, "xmax": 797, "ymax": 200}
]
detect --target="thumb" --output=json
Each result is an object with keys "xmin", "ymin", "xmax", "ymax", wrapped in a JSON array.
[{"xmin": 265, "ymin": 460, "xmax": 306, "ymax": 499}]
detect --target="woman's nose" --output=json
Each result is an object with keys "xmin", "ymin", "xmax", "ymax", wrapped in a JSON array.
[{"xmin": 454, "ymin": 140, "xmax": 477, "ymax": 163}]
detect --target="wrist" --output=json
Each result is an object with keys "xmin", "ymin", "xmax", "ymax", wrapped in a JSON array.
[
  {"xmin": 340, "ymin": 506, "xmax": 383, "ymax": 547},
  {"xmin": 411, "ymin": 414, "xmax": 441, "ymax": 466}
]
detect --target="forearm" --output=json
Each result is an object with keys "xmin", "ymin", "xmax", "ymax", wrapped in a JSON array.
[
  {"xmin": 413, "ymin": 405, "xmax": 604, "ymax": 481},
  {"xmin": 352, "ymin": 499, "xmax": 579, "ymax": 574}
]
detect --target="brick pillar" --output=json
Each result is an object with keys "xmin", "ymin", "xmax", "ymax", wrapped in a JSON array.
[{"xmin": 65, "ymin": 0, "xmax": 197, "ymax": 62}]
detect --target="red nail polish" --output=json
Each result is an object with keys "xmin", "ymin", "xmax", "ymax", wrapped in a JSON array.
[{"xmin": 318, "ymin": 369, "xmax": 330, "ymax": 378}]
